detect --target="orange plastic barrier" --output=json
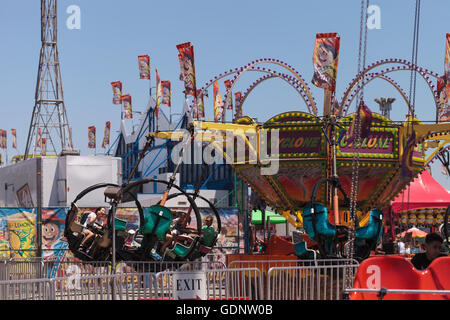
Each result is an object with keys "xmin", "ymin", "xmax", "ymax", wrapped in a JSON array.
[
  {"xmin": 350, "ymin": 255, "xmax": 450, "ymax": 300},
  {"xmin": 265, "ymin": 235, "xmax": 296, "ymax": 256},
  {"xmin": 225, "ymin": 254, "xmax": 297, "ymax": 275}
]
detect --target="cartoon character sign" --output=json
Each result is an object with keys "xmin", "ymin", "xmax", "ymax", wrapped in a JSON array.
[
  {"xmin": 41, "ymin": 209, "xmax": 68, "ymax": 259},
  {"xmin": 0, "ymin": 130, "xmax": 6, "ymax": 149},
  {"xmin": 213, "ymin": 80, "xmax": 224, "ymax": 122},
  {"xmin": 111, "ymin": 81, "xmax": 123, "ymax": 105},
  {"xmin": 41, "ymin": 138, "xmax": 47, "ymax": 156},
  {"xmin": 161, "ymin": 80, "xmax": 171, "ymax": 107},
  {"xmin": 88, "ymin": 126, "xmax": 96, "ymax": 149},
  {"xmin": 224, "ymin": 80, "xmax": 233, "ymax": 110},
  {"xmin": 234, "ymin": 92, "xmax": 243, "ymax": 119},
  {"xmin": 11, "ymin": 129, "xmax": 17, "ymax": 149},
  {"xmin": 437, "ymin": 76, "xmax": 450, "ymax": 122},
  {"xmin": 176, "ymin": 42, "xmax": 197, "ymax": 97},
  {"xmin": 312, "ymin": 33, "xmax": 340, "ymax": 91},
  {"xmin": 122, "ymin": 94, "xmax": 133, "ymax": 119},
  {"xmin": 194, "ymin": 89, "xmax": 205, "ymax": 118},
  {"xmin": 138, "ymin": 55, "xmax": 150, "ymax": 80},
  {"xmin": 445, "ymin": 33, "xmax": 450, "ymax": 83},
  {"xmin": 102, "ymin": 121, "xmax": 111, "ymax": 148}
]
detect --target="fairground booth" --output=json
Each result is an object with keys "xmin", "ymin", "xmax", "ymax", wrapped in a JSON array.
[{"xmin": 389, "ymin": 170, "xmax": 450, "ymax": 237}]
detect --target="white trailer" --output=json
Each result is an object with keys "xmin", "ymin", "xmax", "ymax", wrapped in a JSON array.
[{"xmin": 0, "ymin": 155, "xmax": 121, "ymax": 208}]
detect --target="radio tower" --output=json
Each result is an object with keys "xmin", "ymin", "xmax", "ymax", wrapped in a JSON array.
[{"xmin": 24, "ymin": 0, "xmax": 73, "ymax": 159}]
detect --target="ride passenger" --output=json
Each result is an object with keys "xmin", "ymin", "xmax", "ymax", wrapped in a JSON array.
[
  {"xmin": 397, "ymin": 238, "xmax": 406, "ymax": 254},
  {"xmin": 160, "ymin": 211, "xmax": 183, "ymax": 254},
  {"xmin": 200, "ymin": 215, "xmax": 217, "ymax": 247},
  {"xmin": 79, "ymin": 207, "xmax": 106, "ymax": 252},
  {"xmin": 411, "ymin": 233, "xmax": 447, "ymax": 270},
  {"xmin": 160, "ymin": 211, "xmax": 198, "ymax": 254}
]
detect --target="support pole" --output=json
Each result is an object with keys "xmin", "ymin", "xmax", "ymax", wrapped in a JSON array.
[
  {"xmin": 323, "ymin": 89, "xmax": 332, "ymax": 117},
  {"xmin": 110, "ymin": 201, "xmax": 117, "ymax": 300},
  {"xmin": 331, "ymin": 116, "xmax": 340, "ymax": 225}
]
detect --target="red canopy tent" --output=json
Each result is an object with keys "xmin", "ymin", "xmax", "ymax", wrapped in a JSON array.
[{"xmin": 391, "ymin": 170, "xmax": 450, "ymax": 213}]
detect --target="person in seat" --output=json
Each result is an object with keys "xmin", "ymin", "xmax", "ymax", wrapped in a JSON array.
[
  {"xmin": 200, "ymin": 215, "xmax": 217, "ymax": 247},
  {"xmin": 160, "ymin": 211, "xmax": 198, "ymax": 256},
  {"xmin": 79, "ymin": 207, "xmax": 106, "ymax": 252},
  {"xmin": 411, "ymin": 233, "xmax": 447, "ymax": 270}
]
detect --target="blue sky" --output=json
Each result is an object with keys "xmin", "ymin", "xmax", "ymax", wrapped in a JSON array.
[{"xmin": 1, "ymin": 0, "xmax": 450, "ymax": 188}]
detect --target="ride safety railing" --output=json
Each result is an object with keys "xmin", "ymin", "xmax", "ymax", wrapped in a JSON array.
[
  {"xmin": 0, "ymin": 257, "xmax": 226, "ymax": 282},
  {"xmin": 0, "ymin": 273, "xmax": 159, "ymax": 300},
  {"xmin": 266, "ymin": 260, "xmax": 360, "ymax": 300},
  {"xmin": 0, "ymin": 257, "xmax": 370, "ymax": 301},
  {"xmin": 154, "ymin": 267, "xmax": 263, "ymax": 300},
  {"xmin": 342, "ymin": 288, "xmax": 450, "ymax": 300},
  {"xmin": 0, "ymin": 267, "xmax": 261, "ymax": 301}
]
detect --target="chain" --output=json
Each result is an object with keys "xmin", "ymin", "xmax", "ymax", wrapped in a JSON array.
[{"xmin": 345, "ymin": 0, "xmax": 369, "ymax": 290}]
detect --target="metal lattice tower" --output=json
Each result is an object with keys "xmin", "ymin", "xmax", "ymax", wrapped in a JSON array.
[{"xmin": 24, "ymin": 0, "xmax": 73, "ymax": 159}]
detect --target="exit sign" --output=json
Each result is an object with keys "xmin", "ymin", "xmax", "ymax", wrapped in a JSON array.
[{"xmin": 173, "ymin": 271, "xmax": 207, "ymax": 300}]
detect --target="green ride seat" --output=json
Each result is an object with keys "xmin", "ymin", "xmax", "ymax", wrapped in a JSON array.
[
  {"xmin": 201, "ymin": 226, "xmax": 217, "ymax": 248},
  {"xmin": 167, "ymin": 235, "xmax": 199, "ymax": 259},
  {"xmin": 141, "ymin": 205, "xmax": 173, "ymax": 241},
  {"xmin": 114, "ymin": 218, "xmax": 127, "ymax": 232}
]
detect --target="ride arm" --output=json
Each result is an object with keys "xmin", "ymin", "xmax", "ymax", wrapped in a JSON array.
[
  {"xmin": 278, "ymin": 210, "xmax": 302, "ymax": 228},
  {"xmin": 424, "ymin": 135, "xmax": 450, "ymax": 164},
  {"xmin": 149, "ymin": 131, "xmax": 185, "ymax": 141},
  {"xmin": 403, "ymin": 122, "xmax": 450, "ymax": 146}
]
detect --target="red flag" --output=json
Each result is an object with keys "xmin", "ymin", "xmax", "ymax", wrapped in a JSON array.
[
  {"xmin": 234, "ymin": 92, "xmax": 243, "ymax": 119},
  {"xmin": 102, "ymin": 121, "xmax": 111, "ymax": 148},
  {"xmin": 195, "ymin": 89, "xmax": 205, "ymax": 118},
  {"xmin": 122, "ymin": 94, "xmax": 133, "ymax": 119},
  {"xmin": 41, "ymin": 138, "xmax": 47, "ymax": 156},
  {"xmin": 224, "ymin": 80, "xmax": 233, "ymax": 110},
  {"xmin": 213, "ymin": 81, "xmax": 224, "ymax": 122},
  {"xmin": 138, "ymin": 55, "xmax": 150, "ymax": 80},
  {"xmin": 437, "ymin": 76, "xmax": 450, "ymax": 122},
  {"xmin": 37, "ymin": 129, "xmax": 42, "ymax": 148},
  {"xmin": 346, "ymin": 100, "xmax": 373, "ymax": 145},
  {"xmin": 0, "ymin": 130, "xmax": 5, "ymax": 149},
  {"xmin": 312, "ymin": 33, "xmax": 340, "ymax": 91},
  {"xmin": 161, "ymin": 80, "xmax": 171, "ymax": 107},
  {"xmin": 445, "ymin": 33, "xmax": 450, "ymax": 82},
  {"xmin": 88, "ymin": 126, "xmax": 96, "ymax": 149},
  {"xmin": 155, "ymin": 69, "xmax": 161, "ymax": 117},
  {"xmin": 111, "ymin": 81, "xmax": 123, "ymax": 105},
  {"xmin": 176, "ymin": 42, "xmax": 197, "ymax": 98},
  {"xmin": 2, "ymin": 130, "xmax": 7, "ymax": 150},
  {"xmin": 11, "ymin": 129, "xmax": 17, "ymax": 149}
]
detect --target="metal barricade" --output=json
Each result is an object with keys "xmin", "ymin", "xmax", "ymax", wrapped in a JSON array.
[
  {"xmin": 42, "ymin": 260, "xmax": 113, "ymax": 278},
  {"xmin": 0, "ymin": 278, "xmax": 54, "ymax": 300},
  {"xmin": 155, "ymin": 268, "xmax": 263, "ymax": 300},
  {"xmin": 119, "ymin": 260, "xmax": 226, "ymax": 274},
  {"xmin": 51, "ymin": 273, "xmax": 158, "ymax": 300},
  {"xmin": 267, "ymin": 260, "xmax": 360, "ymax": 300},
  {"xmin": 4, "ymin": 258, "xmax": 42, "ymax": 280},
  {"xmin": 0, "ymin": 273, "xmax": 159, "ymax": 300}
]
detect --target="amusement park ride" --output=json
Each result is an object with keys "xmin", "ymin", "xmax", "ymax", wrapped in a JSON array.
[
  {"xmin": 63, "ymin": 3, "xmax": 450, "ymax": 273},
  {"xmin": 63, "ymin": 52, "xmax": 450, "ymax": 266}
]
